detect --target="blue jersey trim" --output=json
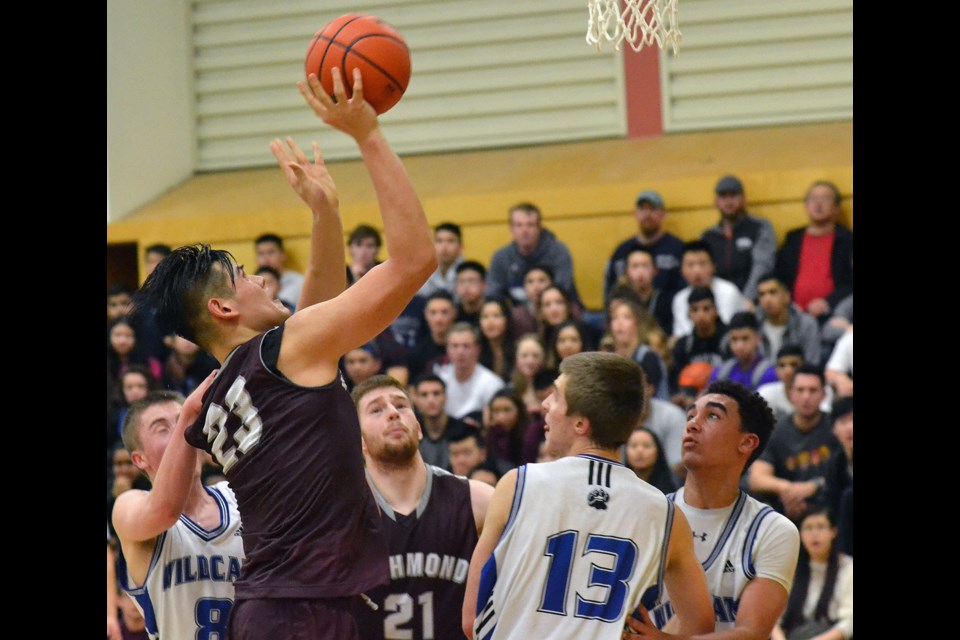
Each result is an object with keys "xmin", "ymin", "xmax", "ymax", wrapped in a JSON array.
[
  {"xmin": 179, "ymin": 485, "xmax": 231, "ymax": 541},
  {"xmin": 702, "ymin": 490, "xmax": 747, "ymax": 571},
  {"xmin": 577, "ymin": 453, "xmax": 626, "ymax": 467},
  {"xmin": 741, "ymin": 506, "xmax": 774, "ymax": 579},
  {"xmin": 116, "ymin": 531, "xmax": 167, "ymax": 636},
  {"xmin": 501, "ymin": 465, "xmax": 526, "ymax": 538}
]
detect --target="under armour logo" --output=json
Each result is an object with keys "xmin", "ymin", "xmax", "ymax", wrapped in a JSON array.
[
  {"xmin": 723, "ymin": 560, "xmax": 735, "ymax": 573},
  {"xmin": 588, "ymin": 488, "xmax": 610, "ymax": 510},
  {"xmin": 692, "ymin": 531, "xmax": 707, "ymax": 541}
]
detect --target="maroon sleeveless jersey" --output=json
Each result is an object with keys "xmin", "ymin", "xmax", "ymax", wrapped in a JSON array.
[
  {"xmin": 185, "ymin": 325, "xmax": 388, "ymax": 600},
  {"xmin": 352, "ymin": 465, "xmax": 478, "ymax": 640}
]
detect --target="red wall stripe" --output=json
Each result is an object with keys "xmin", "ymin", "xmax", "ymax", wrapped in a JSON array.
[{"xmin": 623, "ymin": 45, "xmax": 664, "ymax": 138}]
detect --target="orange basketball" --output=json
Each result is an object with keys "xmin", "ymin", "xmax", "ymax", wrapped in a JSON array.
[{"xmin": 304, "ymin": 14, "xmax": 411, "ymax": 115}]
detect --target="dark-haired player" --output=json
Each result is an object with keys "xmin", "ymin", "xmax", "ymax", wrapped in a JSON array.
[
  {"xmin": 625, "ymin": 381, "xmax": 800, "ymax": 639},
  {"xmin": 134, "ymin": 67, "xmax": 436, "ymax": 640}
]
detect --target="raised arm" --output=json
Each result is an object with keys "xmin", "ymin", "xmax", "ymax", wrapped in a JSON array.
[
  {"xmin": 462, "ymin": 468, "xmax": 517, "ymax": 639},
  {"xmin": 269, "ymin": 137, "xmax": 346, "ymax": 309},
  {"xmin": 112, "ymin": 371, "xmax": 217, "ymax": 544},
  {"xmin": 279, "ymin": 68, "xmax": 436, "ymax": 385}
]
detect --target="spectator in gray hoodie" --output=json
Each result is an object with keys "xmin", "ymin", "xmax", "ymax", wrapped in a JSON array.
[{"xmin": 485, "ymin": 202, "xmax": 580, "ymax": 307}]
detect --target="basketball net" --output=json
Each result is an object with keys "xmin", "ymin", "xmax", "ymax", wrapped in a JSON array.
[{"xmin": 586, "ymin": 0, "xmax": 682, "ymax": 56}]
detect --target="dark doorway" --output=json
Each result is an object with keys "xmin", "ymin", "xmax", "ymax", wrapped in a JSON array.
[{"xmin": 107, "ymin": 242, "xmax": 139, "ymax": 294}]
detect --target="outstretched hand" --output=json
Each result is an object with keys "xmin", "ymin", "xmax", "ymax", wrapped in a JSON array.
[
  {"xmin": 298, "ymin": 67, "xmax": 379, "ymax": 143},
  {"xmin": 181, "ymin": 369, "xmax": 219, "ymax": 426},
  {"xmin": 270, "ymin": 136, "xmax": 339, "ymax": 215}
]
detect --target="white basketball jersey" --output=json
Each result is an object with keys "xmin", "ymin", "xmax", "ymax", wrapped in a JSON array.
[
  {"xmin": 118, "ymin": 482, "xmax": 246, "ymax": 640},
  {"xmin": 474, "ymin": 454, "xmax": 675, "ymax": 640},
  {"xmin": 646, "ymin": 488, "xmax": 799, "ymax": 631}
]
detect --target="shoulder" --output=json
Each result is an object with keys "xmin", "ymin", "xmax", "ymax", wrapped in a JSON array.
[
  {"xmin": 611, "ymin": 237, "xmax": 638, "ymax": 256},
  {"xmin": 701, "ymin": 223, "xmax": 722, "ymax": 238},
  {"xmin": 211, "ymin": 480, "xmax": 238, "ymax": 500},
  {"xmin": 489, "ymin": 245, "xmax": 514, "ymax": 263},
  {"xmin": 652, "ymin": 397, "xmax": 685, "ymax": 420},
  {"xmin": 660, "ymin": 232, "xmax": 685, "ymax": 249},
  {"xmin": 750, "ymin": 215, "xmax": 775, "ymax": 230},
  {"xmin": 782, "ymin": 227, "xmax": 805, "ymax": 243},
  {"xmin": 712, "ymin": 278, "xmax": 740, "ymax": 295}
]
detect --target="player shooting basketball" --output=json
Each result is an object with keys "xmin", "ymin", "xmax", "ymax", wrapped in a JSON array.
[{"xmin": 135, "ymin": 66, "xmax": 437, "ymax": 640}]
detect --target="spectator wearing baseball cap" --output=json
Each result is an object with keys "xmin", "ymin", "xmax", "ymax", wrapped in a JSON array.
[
  {"xmin": 700, "ymin": 175, "xmax": 777, "ymax": 302},
  {"xmin": 603, "ymin": 188, "xmax": 685, "ymax": 306}
]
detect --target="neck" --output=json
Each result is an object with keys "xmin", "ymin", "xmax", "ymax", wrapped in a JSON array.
[
  {"xmin": 455, "ymin": 362, "xmax": 477, "ymax": 381},
  {"xmin": 614, "ymin": 339, "xmax": 638, "ymax": 358},
  {"xmin": 422, "ymin": 413, "xmax": 448, "ymax": 439},
  {"xmin": 208, "ymin": 329, "xmax": 260, "ymax": 365},
  {"xmin": 682, "ymin": 467, "xmax": 744, "ymax": 509},
  {"xmin": 516, "ymin": 242, "xmax": 537, "ymax": 257},
  {"xmin": 633, "ymin": 283, "xmax": 654, "ymax": 298},
  {"xmin": 806, "ymin": 221, "xmax": 836, "ymax": 237},
  {"xmin": 567, "ymin": 443, "xmax": 620, "ymax": 462},
  {"xmin": 722, "ymin": 211, "xmax": 745, "ymax": 227},
  {"xmin": 694, "ymin": 324, "xmax": 717, "ymax": 338},
  {"xmin": 181, "ymin": 479, "xmax": 217, "ymax": 522},
  {"xmin": 792, "ymin": 411, "xmax": 822, "ymax": 432},
  {"xmin": 438, "ymin": 259, "xmax": 458, "ymax": 275},
  {"xmin": 637, "ymin": 230, "xmax": 664, "ymax": 244},
  {"xmin": 738, "ymin": 354, "xmax": 760, "ymax": 368},
  {"xmin": 767, "ymin": 310, "xmax": 789, "ymax": 326},
  {"xmin": 634, "ymin": 465, "xmax": 653, "ymax": 481},
  {"xmin": 461, "ymin": 299, "xmax": 482, "ymax": 314},
  {"xmin": 810, "ymin": 551, "xmax": 831, "ymax": 564},
  {"xmin": 366, "ymin": 456, "xmax": 427, "ymax": 515}
]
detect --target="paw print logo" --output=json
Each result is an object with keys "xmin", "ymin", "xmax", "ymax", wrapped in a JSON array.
[{"xmin": 588, "ymin": 488, "xmax": 610, "ymax": 510}]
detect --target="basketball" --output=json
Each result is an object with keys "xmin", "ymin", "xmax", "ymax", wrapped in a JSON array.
[{"xmin": 304, "ymin": 14, "xmax": 411, "ymax": 115}]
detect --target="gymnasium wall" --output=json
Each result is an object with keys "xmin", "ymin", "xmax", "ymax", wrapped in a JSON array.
[
  {"xmin": 107, "ymin": 1, "xmax": 853, "ymax": 308},
  {"xmin": 107, "ymin": 0, "xmax": 194, "ymax": 222}
]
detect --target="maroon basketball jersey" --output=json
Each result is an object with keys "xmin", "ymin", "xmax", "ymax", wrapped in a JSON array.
[
  {"xmin": 185, "ymin": 325, "xmax": 388, "ymax": 600},
  {"xmin": 352, "ymin": 465, "xmax": 478, "ymax": 640}
]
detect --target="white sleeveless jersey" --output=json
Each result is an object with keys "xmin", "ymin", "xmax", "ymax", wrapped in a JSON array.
[
  {"xmin": 117, "ymin": 482, "xmax": 246, "ymax": 640},
  {"xmin": 646, "ymin": 488, "xmax": 799, "ymax": 630},
  {"xmin": 475, "ymin": 454, "xmax": 675, "ymax": 640}
]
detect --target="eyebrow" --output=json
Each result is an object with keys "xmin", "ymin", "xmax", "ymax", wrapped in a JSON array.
[
  {"xmin": 705, "ymin": 401, "xmax": 728, "ymax": 414},
  {"xmin": 146, "ymin": 416, "xmax": 174, "ymax": 431}
]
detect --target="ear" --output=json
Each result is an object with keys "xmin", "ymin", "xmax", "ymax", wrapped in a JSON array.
[
  {"xmin": 739, "ymin": 433, "xmax": 760, "ymax": 456},
  {"xmin": 574, "ymin": 415, "xmax": 592, "ymax": 438},
  {"xmin": 415, "ymin": 420, "xmax": 424, "ymax": 442},
  {"xmin": 207, "ymin": 297, "xmax": 238, "ymax": 320},
  {"xmin": 130, "ymin": 450, "xmax": 149, "ymax": 473}
]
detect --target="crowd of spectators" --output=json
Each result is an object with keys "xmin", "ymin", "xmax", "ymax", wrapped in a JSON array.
[{"xmin": 107, "ymin": 176, "xmax": 853, "ymax": 636}]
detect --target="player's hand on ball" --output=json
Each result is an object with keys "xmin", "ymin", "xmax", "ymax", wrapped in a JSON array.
[{"xmin": 298, "ymin": 67, "xmax": 378, "ymax": 143}]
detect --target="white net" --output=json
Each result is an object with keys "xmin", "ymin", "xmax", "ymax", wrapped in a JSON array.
[{"xmin": 586, "ymin": 0, "xmax": 683, "ymax": 56}]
